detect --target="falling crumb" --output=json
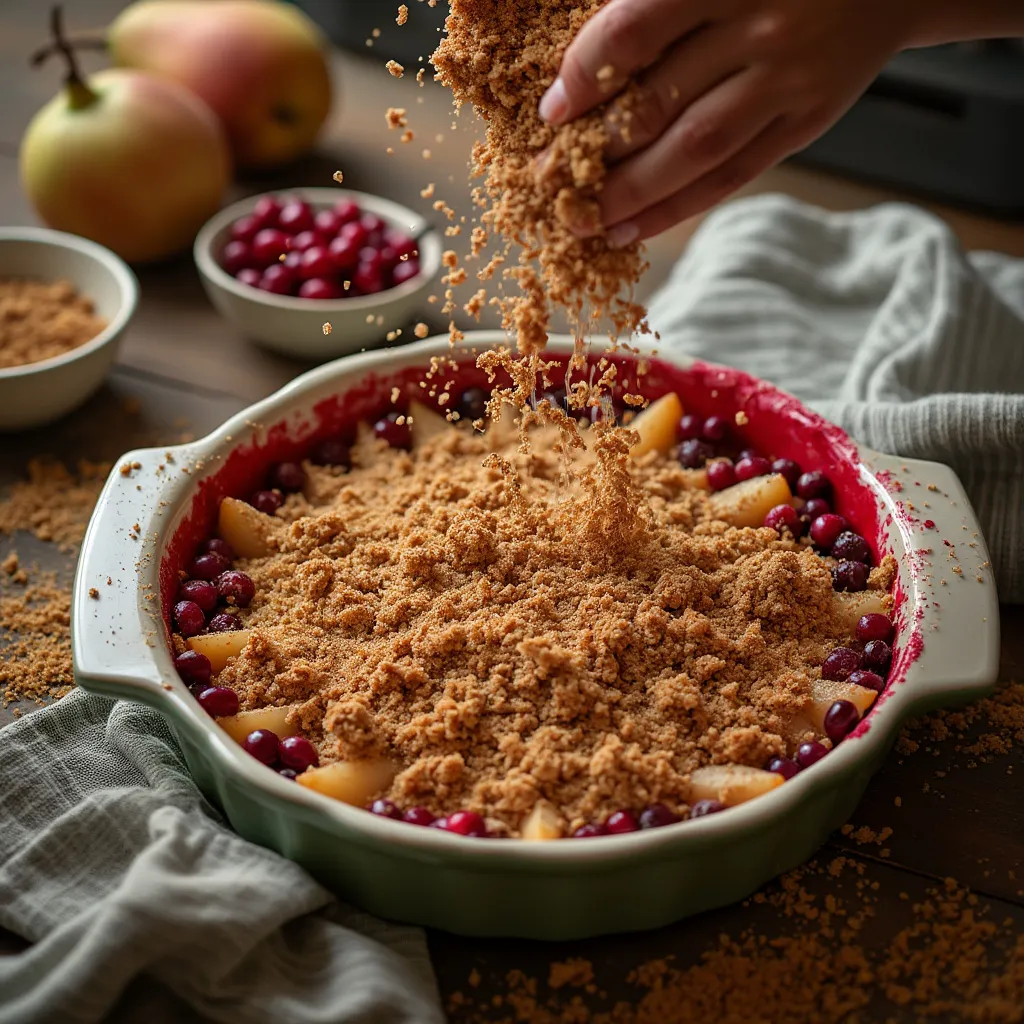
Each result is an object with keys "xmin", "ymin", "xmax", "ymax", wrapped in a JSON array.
[
  {"xmin": 386, "ymin": 60, "xmax": 405, "ymax": 78},
  {"xmin": 421, "ymin": 183, "xmax": 436, "ymax": 199},
  {"xmin": 401, "ymin": 129, "xmax": 416, "ymax": 144},
  {"xmin": 332, "ymin": 170, "xmax": 344, "ymax": 185},
  {"xmin": 386, "ymin": 107, "xmax": 408, "ymax": 129},
  {"xmin": 422, "ymin": 149, "xmax": 432, "ymax": 160},
  {"xmin": 596, "ymin": 63, "xmax": 615, "ymax": 82},
  {"xmin": 414, "ymin": 322, "xmax": 429, "ymax": 339},
  {"xmin": 396, "ymin": 4, "xmax": 408, "ymax": 25},
  {"xmin": 88, "ymin": 588, "xmax": 99, "ymax": 599},
  {"xmin": 322, "ymin": 323, "xmax": 332, "ymax": 336},
  {"xmin": 735, "ymin": 411, "xmax": 749, "ymax": 427}
]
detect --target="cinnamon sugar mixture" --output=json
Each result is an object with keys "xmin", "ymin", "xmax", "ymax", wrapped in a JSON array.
[
  {"xmin": 219, "ymin": 425, "xmax": 874, "ymax": 834},
  {"xmin": 432, "ymin": 0, "xmax": 650, "ymax": 356}
]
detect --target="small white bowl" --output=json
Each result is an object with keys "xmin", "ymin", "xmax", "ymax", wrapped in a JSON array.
[
  {"xmin": 0, "ymin": 228, "xmax": 138, "ymax": 432},
  {"xmin": 193, "ymin": 188, "xmax": 443, "ymax": 360}
]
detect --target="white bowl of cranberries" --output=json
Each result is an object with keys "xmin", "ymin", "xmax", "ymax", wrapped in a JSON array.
[{"xmin": 193, "ymin": 188, "xmax": 442, "ymax": 360}]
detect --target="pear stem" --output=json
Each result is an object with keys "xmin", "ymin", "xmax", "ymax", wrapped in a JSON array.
[{"xmin": 30, "ymin": 6, "xmax": 100, "ymax": 111}]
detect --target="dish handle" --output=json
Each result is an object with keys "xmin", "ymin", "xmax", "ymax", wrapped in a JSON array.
[
  {"xmin": 864, "ymin": 451, "xmax": 1001, "ymax": 701},
  {"xmin": 72, "ymin": 448, "xmax": 183, "ymax": 705}
]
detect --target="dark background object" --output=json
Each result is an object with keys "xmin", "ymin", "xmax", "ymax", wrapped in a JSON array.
[
  {"xmin": 295, "ymin": 0, "xmax": 447, "ymax": 69},
  {"xmin": 796, "ymin": 42, "xmax": 1024, "ymax": 218}
]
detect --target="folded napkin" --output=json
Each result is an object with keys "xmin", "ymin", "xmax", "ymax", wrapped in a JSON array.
[
  {"xmin": 0, "ymin": 690, "xmax": 444, "ymax": 1024},
  {"xmin": 648, "ymin": 194, "xmax": 1024, "ymax": 603}
]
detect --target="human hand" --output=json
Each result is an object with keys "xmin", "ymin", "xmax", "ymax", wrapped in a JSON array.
[{"xmin": 539, "ymin": 0, "xmax": 924, "ymax": 245}]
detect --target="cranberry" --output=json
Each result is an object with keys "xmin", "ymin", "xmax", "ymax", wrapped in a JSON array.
[
  {"xmin": 299, "ymin": 246, "xmax": 336, "ymax": 280},
  {"xmin": 221, "ymin": 240, "xmax": 253, "ymax": 275},
  {"xmin": 862, "ymin": 639, "xmax": 892, "ymax": 674},
  {"xmin": 376, "ymin": 246, "xmax": 400, "ymax": 271},
  {"xmin": 278, "ymin": 201, "xmax": 314, "ymax": 234},
  {"xmin": 278, "ymin": 768, "xmax": 298, "ymax": 780},
  {"xmin": 328, "ymin": 235, "xmax": 361, "ymax": 272},
  {"xmin": 251, "ymin": 228, "xmax": 290, "ymax": 268},
  {"xmin": 217, "ymin": 570, "xmax": 256, "ymax": 608},
  {"xmin": 197, "ymin": 685, "xmax": 239, "ymax": 717},
  {"xmin": 572, "ymin": 822, "xmax": 608, "ymax": 838},
  {"xmin": 689, "ymin": 799, "xmax": 725, "ymax": 818},
  {"xmin": 678, "ymin": 414, "xmax": 702, "ymax": 441},
  {"xmin": 638, "ymin": 804, "xmax": 678, "ymax": 829},
  {"xmin": 403, "ymin": 807, "xmax": 435, "ymax": 826},
  {"xmin": 444, "ymin": 810, "xmax": 488, "ymax": 837},
  {"xmin": 824, "ymin": 700, "xmax": 860, "ymax": 743},
  {"xmin": 809, "ymin": 514, "xmax": 847, "ymax": 550},
  {"xmin": 767, "ymin": 756, "xmax": 801, "ymax": 780},
  {"xmin": 270, "ymin": 461, "xmax": 306, "ymax": 492},
  {"xmin": 339, "ymin": 220, "xmax": 369, "ymax": 249},
  {"xmin": 236, "ymin": 268, "xmax": 261, "ymax": 288},
  {"xmin": 334, "ymin": 198, "xmax": 361, "ymax": 224},
  {"xmin": 796, "ymin": 471, "xmax": 831, "ymax": 500},
  {"xmin": 456, "ymin": 387, "xmax": 489, "ymax": 424},
  {"xmin": 243, "ymin": 729, "xmax": 280, "ymax": 766},
  {"xmin": 392, "ymin": 259, "xmax": 420, "ymax": 285},
  {"xmin": 230, "ymin": 214, "xmax": 261, "ymax": 242},
  {"xmin": 251, "ymin": 195, "xmax": 282, "ymax": 229},
  {"xmin": 802, "ymin": 497, "xmax": 831, "ymax": 521},
  {"xmin": 190, "ymin": 551, "xmax": 231, "ymax": 581},
  {"xmin": 278, "ymin": 735, "xmax": 319, "ymax": 772},
  {"xmin": 832, "ymin": 532, "xmax": 871, "ymax": 564},
  {"xmin": 203, "ymin": 538, "xmax": 236, "ymax": 561},
  {"xmin": 173, "ymin": 650, "xmax": 212, "ymax": 689},
  {"xmin": 370, "ymin": 798, "xmax": 403, "ymax": 819},
  {"xmin": 734, "ymin": 456, "xmax": 772, "ymax": 482},
  {"xmin": 706, "ymin": 459, "xmax": 737, "ymax": 491},
  {"xmin": 282, "ymin": 251, "xmax": 303, "ymax": 271},
  {"xmin": 250, "ymin": 489, "xmax": 283, "ymax": 515},
  {"xmin": 857, "ymin": 613, "xmax": 894, "ymax": 643},
  {"xmin": 821, "ymin": 647, "xmax": 862, "ymax": 681},
  {"xmin": 771, "ymin": 458, "xmax": 801, "ymax": 488},
  {"xmin": 605, "ymin": 810, "xmax": 639, "ymax": 834},
  {"xmin": 208, "ymin": 612, "xmax": 242, "ymax": 633},
  {"xmin": 309, "ymin": 437, "xmax": 351, "ymax": 468},
  {"xmin": 296, "ymin": 278, "xmax": 342, "ymax": 300},
  {"xmin": 429, "ymin": 817, "xmax": 450, "ymax": 830},
  {"xmin": 360, "ymin": 212, "xmax": 386, "ymax": 234},
  {"xmin": 847, "ymin": 669, "xmax": 885, "ymax": 693},
  {"xmin": 387, "ymin": 233, "xmax": 418, "ymax": 260},
  {"xmin": 737, "ymin": 449, "xmax": 759, "ymax": 462},
  {"xmin": 178, "ymin": 579, "xmax": 218, "ymax": 613},
  {"xmin": 764, "ymin": 504, "xmax": 803, "ymax": 537},
  {"xmin": 374, "ymin": 411, "xmax": 412, "ymax": 450},
  {"xmin": 314, "ymin": 209, "xmax": 344, "ymax": 236},
  {"xmin": 832, "ymin": 561, "xmax": 869, "ymax": 592},
  {"xmin": 259, "ymin": 264, "xmax": 297, "ymax": 295},
  {"xmin": 353, "ymin": 264, "xmax": 386, "ymax": 295},
  {"xmin": 290, "ymin": 229, "xmax": 324, "ymax": 253},
  {"xmin": 677, "ymin": 438, "xmax": 714, "ymax": 469},
  {"xmin": 701, "ymin": 415, "xmax": 729, "ymax": 442},
  {"xmin": 796, "ymin": 741, "xmax": 829, "ymax": 768}
]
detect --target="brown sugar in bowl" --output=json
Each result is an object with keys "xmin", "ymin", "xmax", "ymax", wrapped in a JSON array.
[
  {"xmin": 0, "ymin": 227, "xmax": 137, "ymax": 431},
  {"xmin": 72, "ymin": 332, "xmax": 999, "ymax": 939}
]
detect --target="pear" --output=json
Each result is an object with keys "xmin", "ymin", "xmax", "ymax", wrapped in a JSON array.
[
  {"xmin": 108, "ymin": 0, "xmax": 333, "ymax": 170},
  {"xmin": 21, "ymin": 8, "xmax": 230, "ymax": 264}
]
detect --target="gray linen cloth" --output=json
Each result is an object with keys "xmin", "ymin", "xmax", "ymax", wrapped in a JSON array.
[
  {"xmin": 0, "ymin": 692, "xmax": 444, "ymax": 1024},
  {"xmin": 648, "ymin": 194, "xmax": 1024, "ymax": 603}
]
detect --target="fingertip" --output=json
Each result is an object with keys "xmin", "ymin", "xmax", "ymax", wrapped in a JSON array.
[
  {"xmin": 539, "ymin": 78, "xmax": 570, "ymax": 125},
  {"xmin": 606, "ymin": 221, "xmax": 640, "ymax": 249}
]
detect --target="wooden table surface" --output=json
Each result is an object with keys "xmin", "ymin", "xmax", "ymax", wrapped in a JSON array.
[{"xmin": 1, "ymin": 3, "xmax": 1022, "ymax": 1021}]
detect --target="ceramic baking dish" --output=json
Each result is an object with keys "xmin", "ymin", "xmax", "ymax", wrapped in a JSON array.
[{"xmin": 72, "ymin": 332, "xmax": 1000, "ymax": 940}]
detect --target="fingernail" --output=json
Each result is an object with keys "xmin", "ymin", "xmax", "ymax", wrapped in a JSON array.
[
  {"xmin": 607, "ymin": 222, "xmax": 639, "ymax": 248},
  {"xmin": 539, "ymin": 78, "xmax": 569, "ymax": 125}
]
